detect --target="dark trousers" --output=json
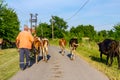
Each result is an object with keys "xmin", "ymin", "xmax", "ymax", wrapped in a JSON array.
[{"xmin": 19, "ymin": 48, "xmax": 30, "ymax": 69}]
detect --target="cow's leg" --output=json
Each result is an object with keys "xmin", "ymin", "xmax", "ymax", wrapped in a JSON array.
[
  {"xmin": 109, "ymin": 57, "xmax": 113, "ymax": 66},
  {"xmin": 117, "ymin": 55, "xmax": 120, "ymax": 69},
  {"xmin": 100, "ymin": 53, "xmax": 102, "ymax": 61},
  {"xmin": 71, "ymin": 47, "xmax": 75, "ymax": 60},
  {"xmin": 109, "ymin": 52, "xmax": 113, "ymax": 66},
  {"xmin": 45, "ymin": 47, "xmax": 48, "ymax": 62},
  {"xmin": 42, "ymin": 48, "xmax": 45, "ymax": 61},
  {"xmin": 70, "ymin": 46, "xmax": 72, "ymax": 54},
  {"xmin": 106, "ymin": 55, "xmax": 109, "ymax": 65},
  {"xmin": 36, "ymin": 53, "xmax": 38, "ymax": 64},
  {"xmin": 41, "ymin": 48, "xmax": 44, "ymax": 60},
  {"xmin": 70, "ymin": 50, "xmax": 73, "ymax": 60},
  {"xmin": 59, "ymin": 46, "xmax": 62, "ymax": 53},
  {"xmin": 61, "ymin": 46, "xmax": 65, "ymax": 56}
]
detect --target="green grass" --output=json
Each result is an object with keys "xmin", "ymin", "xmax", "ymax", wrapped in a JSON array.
[
  {"xmin": 0, "ymin": 49, "xmax": 19, "ymax": 80},
  {"xmin": 50, "ymin": 39, "xmax": 120, "ymax": 80}
]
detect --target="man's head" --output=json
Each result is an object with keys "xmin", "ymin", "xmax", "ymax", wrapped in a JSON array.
[{"xmin": 24, "ymin": 25, "xmax": 29, "ymax": 31}]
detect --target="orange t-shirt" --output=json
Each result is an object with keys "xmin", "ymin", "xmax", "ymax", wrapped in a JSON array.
[{"xmin": 16, "ymin": 31, "xmax": 34, "ymax": 49}]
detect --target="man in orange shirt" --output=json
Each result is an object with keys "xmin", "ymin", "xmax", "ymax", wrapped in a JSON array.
[{"xmin": 16, "ymin": 25, "xmax": 34, "ymax": 70}]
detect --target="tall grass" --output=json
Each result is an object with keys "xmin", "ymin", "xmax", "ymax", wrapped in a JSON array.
[
  {"xmin": 0, "ymin": 49, "xmax": 19, "ymax": 80},
  {"xmin": 50, "ymin": 39, "xmax": 120, "ymax": 80}
]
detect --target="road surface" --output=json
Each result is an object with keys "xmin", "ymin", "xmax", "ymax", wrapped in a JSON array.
[{"xmin": 10, "ymin": 46, "xmax": 109, "ymax": 80}]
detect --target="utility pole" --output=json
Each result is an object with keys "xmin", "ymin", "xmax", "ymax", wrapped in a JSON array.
[
  {"xmin": 30, "ymin": 13, "xmax": 32, "ymax": 32},
  {"xmin": 52, "ymin": 16, "xmax": 54, "ymax": 39},
  {"xmin": 30, "ymin": 13, "xmax": 38, "ymax": 34}
]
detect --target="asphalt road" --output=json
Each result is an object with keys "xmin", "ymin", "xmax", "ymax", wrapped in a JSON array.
[{"xmin": 10, "ymin": 46, "xmax": 109, "ymax": 80}]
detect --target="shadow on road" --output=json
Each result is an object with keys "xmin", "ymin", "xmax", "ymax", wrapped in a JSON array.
[{"xmin": 30, "ymin": 54, "xmax": 51, "ymax": 67}]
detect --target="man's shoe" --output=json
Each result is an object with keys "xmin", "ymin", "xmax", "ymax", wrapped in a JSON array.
[
  {"xmin": 25, "ymin": 63, "xmax": 31, "ymax": 68},
  {"xmin": 20, "ymin": 68, "xmax": 24, "ymax": 71}
]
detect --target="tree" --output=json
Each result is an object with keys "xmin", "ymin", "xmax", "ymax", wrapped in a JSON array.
[
  {"xmin": 36, "ymin": 22, "xmax": 51, "ymax": 38},
  {"xmin": 107, "ymin": 30, "xmax": 115, "ymax": 39},
  {"xmin": 49, "ymin": 16, "xmax": 68, "ymax": 38},
  {"xmin": 0, "ymin": 0, "xmax": 20, "ymax": 41},
  {"xmin": 113, "ymin": 23, "xmax": 120, "ymax": 40},
  {"xmin": 69, "ymin": 25, "xmax": 96, "ymax": 41},
  {"xmin": 97, "ymin": 30, "xmax": 108, "ymax": 41}
]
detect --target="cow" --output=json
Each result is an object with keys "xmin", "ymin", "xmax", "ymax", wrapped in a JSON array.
[
  {"xmin": 42, "ymin": 38, "xmax": 49, "ymax": 62},
  {"xmin": 97, "ymin": 39, "xmax": 120, "ymax": 69},
  {"xmin": 59, "ymin": 38, "xmax": 67, "ymax": 56},
  {"xmin": 32, "ymin": 36, "xmax": 43, "ymax": 63},
  {"xmin": 69, "ymin": 37, "xmax": 79, "ymax": 60}
]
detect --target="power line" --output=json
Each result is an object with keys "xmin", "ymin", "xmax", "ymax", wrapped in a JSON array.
[{"xmin": 66, "ymin": 0, "xmax": 89, "ymax": 20}]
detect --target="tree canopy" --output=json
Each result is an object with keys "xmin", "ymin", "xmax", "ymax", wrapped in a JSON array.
[{"xmin": 0, "ymin": 0, "xmax": 20, "ymax": 41}]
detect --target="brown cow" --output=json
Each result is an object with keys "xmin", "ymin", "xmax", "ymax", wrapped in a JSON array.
[
  {"xmin": 59, "ymin": 38, "xmax": 67, "ymax": 56},
  {"xmin": 33, "ymin": 37, "xmax": 43, "ymax": 63}
]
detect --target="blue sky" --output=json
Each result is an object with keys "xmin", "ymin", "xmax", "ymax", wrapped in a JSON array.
[{"xmin": 5, "ymin": 0, "xmax": 120, "ymax": 31}]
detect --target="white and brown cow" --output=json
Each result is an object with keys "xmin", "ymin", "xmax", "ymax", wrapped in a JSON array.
[
  {"xmin": 33, "ymin": 37, "xmax": 49, "ymax": 63},
  {"xmin": 42, "ymin": 38, "xmax": 49, "ymax": 62},
  {"xmin": 59, "ymin": 38, "xmax": 66, "ymax": 56},
  {"xmin": 69, "ymin": 38, "xmax": 78, "ymax": 60}
]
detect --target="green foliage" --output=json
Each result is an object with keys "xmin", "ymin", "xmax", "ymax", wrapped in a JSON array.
[
  {"xmin": 36, "ymin": 22, "xmax": 51, "ymax": 38},
  {"xmin": 69, "ymin": 25, "xmax": 96, "ymax": 41},
  {"xmin": 49, "ymin": 16, "xmax": 68, "ymax": 38},
  {"xmin": 113, "ymin": 23, "xmax": 120, "ymax": 40},
  {"xmin": 0, "ymin": 1, "xmax": 20, "ymax": 41}
]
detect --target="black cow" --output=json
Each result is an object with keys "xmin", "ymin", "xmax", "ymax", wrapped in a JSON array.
[
  {"xmin": 69, "ymin": 38, "xmax": 78, "ymax": 60},
  {"xmin": 98, "ymin": 39, "xmax": 120, "ymax": 69}
]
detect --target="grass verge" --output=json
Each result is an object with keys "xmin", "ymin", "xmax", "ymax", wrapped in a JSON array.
[{"xmin": 0, "ymin": 49, "xmax": 19, "ymax": 80}]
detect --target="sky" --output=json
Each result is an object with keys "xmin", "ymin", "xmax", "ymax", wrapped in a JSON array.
[{"xmin": 4, "ymin": 0, "xmax": 120, "ymax": 31}]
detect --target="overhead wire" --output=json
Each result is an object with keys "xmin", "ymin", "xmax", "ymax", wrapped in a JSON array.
[{"xmin": 66, "ymin": 0, "xmax": 89, "ymax": 21}]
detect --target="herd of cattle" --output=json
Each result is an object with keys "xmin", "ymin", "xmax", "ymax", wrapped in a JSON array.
[
  {"xmin": 57, "ymin": 38, "xmax": 120, "ymax": 69},
  {"xmin": 59, "ymin": 38, "xmax": 120, "ymax": 69},
  {"xmin": 0, "ymin": 37, "xmax": 120, "ymax": 69},
  {"xmin": 31, "ymin": 37, "xmax": 79, "ymax": 63}
]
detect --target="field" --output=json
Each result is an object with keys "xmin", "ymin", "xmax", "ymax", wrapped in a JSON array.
[{"xmin": 0, "ymin": 39, "xmax": 120, "ymax": 80}]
